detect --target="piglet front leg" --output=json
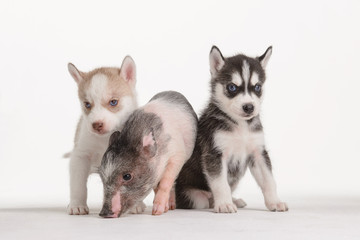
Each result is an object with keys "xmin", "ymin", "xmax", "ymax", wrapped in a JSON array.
[{"xmin": 152, "ymin": 158, "xmax": 182, "ymax": 215}]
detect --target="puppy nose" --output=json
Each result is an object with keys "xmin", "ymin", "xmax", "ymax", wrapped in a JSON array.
[
  {"xmin": 242, "ymin": 104, "xmax": 254, "ymax": 114},
  {"xmin": 92, "ymin": 121, "xmax": 104, "ymax": 131}
]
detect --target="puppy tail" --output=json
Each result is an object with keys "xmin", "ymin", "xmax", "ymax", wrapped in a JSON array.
[{"xmin": 63, "ymin": 152, "xmax": 72, "ymax": 158}]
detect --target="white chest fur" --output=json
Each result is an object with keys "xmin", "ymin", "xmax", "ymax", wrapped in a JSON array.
[
  {"xmin": 213, "ymin": 121, "xmax": 264, "ymax": 163},
  {"xmin": 75, "ymin": 122, "xmax": 110, "ymax": 172}
]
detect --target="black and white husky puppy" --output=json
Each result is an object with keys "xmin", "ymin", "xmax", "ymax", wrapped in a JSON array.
[{"xmin": 176, "ymin": 46, "xmax": 288, "ymax": 213}]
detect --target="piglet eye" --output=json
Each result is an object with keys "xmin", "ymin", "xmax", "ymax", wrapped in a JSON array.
[
  {"xmin": 110, "ymin": 99, "xmax": 118, "ymax": 106},
  {"xmin": 227, "ymin": 83, "xmax": 237, "ymax": 93},
  {"xmin": 254, "ymin": 84, "xmax": 261, "ymax": 92},
  {"xmin": 84, "ymin": 102, "xmax": 91, "ymax": 109},
  {"xmin": 123, "ymin": 174, "xmax": 132, "ymax": 181}
]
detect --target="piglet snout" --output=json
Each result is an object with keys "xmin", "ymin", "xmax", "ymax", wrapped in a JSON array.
[
  {"xmin": 99, "ymin": 208, "xmax": 117, "ymax": 218},
  {"xmin": 100, "ymin": 190, "xmax": 121, "ymax": 218}
]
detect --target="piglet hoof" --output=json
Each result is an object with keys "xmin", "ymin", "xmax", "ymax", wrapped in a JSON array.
[
  {"xmin": 165, "ymin": 202, "xmax": 170, "ymax": 212},
  {"xmin": 168, "ymin": 188, "xmax": 176, "ymax": 210},
  {"xmin": 130, "ymin": 201, "xmax": 146, "ymax": 214},
  {"xmin": 232, "ymin": 198, "xmax": 247, "ymax": 208},
  {"xmin": 152, "ymin": 202, "xmax": 167, "ymax": 215},
  {"xmin": 266, "ymin": 201, "xmax": 289, "ymax": 212},
  {"xmin": 169, "ymin": 199, "xmax": 176, "ymax": 210},
  {"xmin": 214, "ymin": 202, "xmax": 237, "ymax": 213},
  {"xmin": 168, "ymin": 193, "xmax": 176, "ymax": 210},
  {"xmin": 67, "ymin": 204, "xmax": 89, "ymax": 215}
]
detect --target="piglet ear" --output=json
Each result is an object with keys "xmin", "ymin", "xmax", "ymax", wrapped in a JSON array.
[
  {"xmin": 141, "ymin": 129, "xmax": 157, "ymax": 158},
  {"xmin": 68, "ymin": 63, "xmax": 83, "ymax": 84},
  {"xmin": 109, "ymin": 131, "xmax": 121, "ymax": 146},
  {"xmin": 120, "ymin": 56, "xmax": 136, "ymax": 87},
  {"xmin": 257, "ymin": 46, "xmax": 272, "ymax": 69},
  {"xmin": 209, "ymin": 46, "xmax": 225, "ymax": 76}
]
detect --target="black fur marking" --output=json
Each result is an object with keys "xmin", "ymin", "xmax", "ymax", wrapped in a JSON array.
[
  {"xmin": 174, "ymin": 188, "xmax": 194, "ymax": 209},
  {"xmin": 225, "ymin": 82, "xmax": 246, "ymax": 99},
  {"xmin": 175, "ymin": 103, "xmax": 236, "ymax": 208},
  {"xmin": 211, "ymin": 46, "xmax": 225, "ymax": 60},
  {"xmin": 227, "ymin": 157, "xmax": 240, "ymax": 176},
  {"xmin": 214, "ymin": 54, "xmax": 266, "ymax": 84},
  {"xmin": 175, "ymin": 144, "xmax": 210, "ymax": 209},
  {"xmin": 204, "ymin": 149, "xmax": 223, "ymax": 176},
  {"xmin": 201, "ymin": 102, "xmax": 237, "ymax": 129},
  {"xmin": 227, "ymin": 157, "xmax": 242, "ymax": 188},
  {"xmin": 257, "ymin": 46, "xmax": 272, "ymax": 63},
  {"xmin": 262, "ymin": 149, "xmax": 272, "ymax": 171},
  {"xmin": 248, "ymin": 82, "xmax": 263, "ymax": 98},
  {"xmin": 247, "ymin": 116, "xmax": 263, "ymax": 132},
  {"xmin": 246, "ymin": 155, "xmax": 255, "ymax": 168}
]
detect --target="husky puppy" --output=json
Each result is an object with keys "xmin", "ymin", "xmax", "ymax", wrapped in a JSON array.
[
  {"xmin": 67, "ymin": 56, "xmax": 138, "ymax": 215},
  {"xmin": 176, "ymin": 46, "xmax": 288, "ymax": 213}
]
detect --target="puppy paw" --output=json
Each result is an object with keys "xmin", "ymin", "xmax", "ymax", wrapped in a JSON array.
[
  {"xmin": 232, "ymin": 198, "xmax": 247, "ymax": 208},
  {"xmin": 266, "ymin": 201, "xmax": 289, "ymax": 212},
  {"xmin": 214, "ymin": 202, "xmax": 237, "ymax": 213},
  {"xmin": 67, "ymin": 204, "xmax": 89, "ymax": 215},
  {"xmin": 130, "ymin": 201, "xmax": 146, "ymax": 214}
]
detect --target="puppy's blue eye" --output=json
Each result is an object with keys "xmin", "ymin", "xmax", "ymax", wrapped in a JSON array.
[
  {"xmin": 110, "ymin": 99, "xmax": 118, "ymax": 106},
  {"xmin": 123, "ymin": 174, "xmax": 132, "ymax": 181},
  {"xmin": 227, "ymin": 84, "xmax": 237, "ymax": 93},
  {"xmin": 254, "ymin": 84, "xmax": 261, "ymax": 92},
  {"xmin": 84, "ymin": 102, "xmax": 91, "ymax": 109}
]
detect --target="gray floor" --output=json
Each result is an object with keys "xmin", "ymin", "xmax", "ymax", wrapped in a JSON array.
[{"xmin": 1, "ymin": 195, "xmax": 359, "ymax": 240}]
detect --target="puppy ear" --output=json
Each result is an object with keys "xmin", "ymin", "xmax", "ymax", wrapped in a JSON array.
[
  {"xmin": 257, "ymin": 46, "xmax": 272, "ymax": 69},
  {"xmin": 68, "ymin": 63, "xmax": 83, "ymax": 84},
  {"xmin": 209, "ymin": 46, "xmax": 225, "ymax": 76},
  {"xmin": 141, "ymin": 129, "xmax": 157, "ymax": 159},
  {"xmin": 120, "ymin": 56, "xmax": 136, "ymax": 87},
  {"xmin": 108, "ymin": 131, "xmax": 121, "ymax": 146}
]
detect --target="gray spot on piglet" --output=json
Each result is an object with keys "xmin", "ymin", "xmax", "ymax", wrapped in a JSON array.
[{"xmin": 150, "ymin": 91, "xmax": 198, "ymax": 122}]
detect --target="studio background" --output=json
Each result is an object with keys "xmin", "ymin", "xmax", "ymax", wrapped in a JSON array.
[{"xmin": 0, "ymin": 0, "xmax": 359, "ymax": 239}]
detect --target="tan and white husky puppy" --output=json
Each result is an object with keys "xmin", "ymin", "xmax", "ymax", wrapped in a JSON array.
[{"xmin": 67, "ymin": 56, "xmax": 138, "ymax": 215}]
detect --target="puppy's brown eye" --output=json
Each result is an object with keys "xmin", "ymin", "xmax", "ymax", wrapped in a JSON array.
[
  {"xmin": 84, "ymin": 102, "xmax": 91, "ymax": 109},
  {"xmin": 109, "ymin": 99, "xmax": 118, "ymax": 106}
]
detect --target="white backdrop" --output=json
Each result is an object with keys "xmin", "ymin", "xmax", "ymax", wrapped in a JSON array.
[{"xmin": 0, "ymin": 0, "xmax": 359, "ymax": 208}]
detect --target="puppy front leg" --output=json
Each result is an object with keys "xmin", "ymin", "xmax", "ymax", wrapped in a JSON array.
[
  {"xmin": 68, "ymin": 153, "xmax": 90, "ymax": 215},
  {"xmin": 249, "ymin": 149, "xmax": 288, "ymax": 212},
  {"xmin": 205, "ymin": 156, "xmax": 237, "ymax": 213}
]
